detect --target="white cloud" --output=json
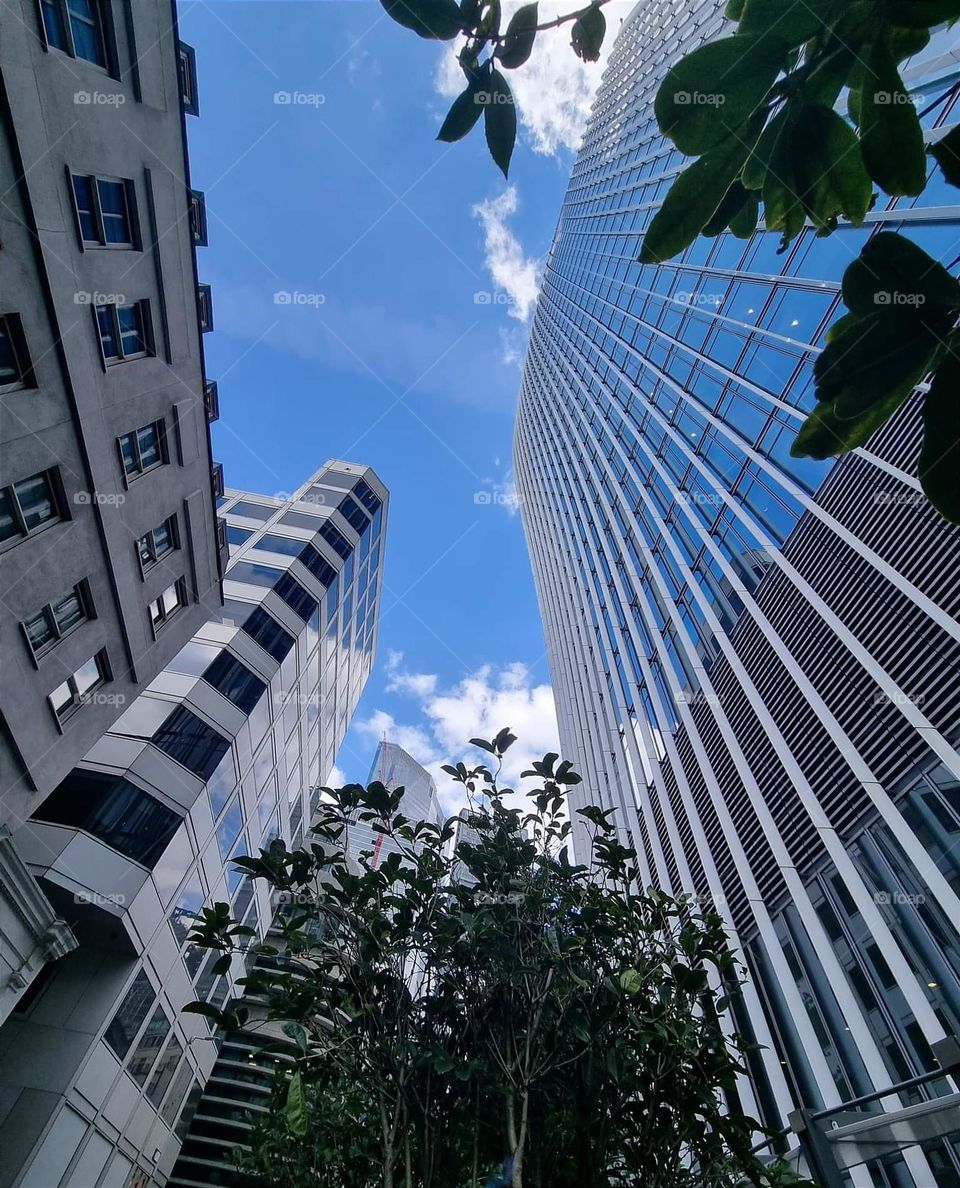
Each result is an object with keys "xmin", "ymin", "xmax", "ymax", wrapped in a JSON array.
[
  {"xmin": 472, "ymin": 187, "xmax": 540, "ymax": 322},
  {"xmin": 435, "ymin": 1, "xmax": 622, "ymax": 158},
  {"xmin": 386, "ymin": 649, "xmax": 439, "ymax": 697},
  {"xmin": 355, "ymin": 659, "xmax": 560, "ymax": 816}
]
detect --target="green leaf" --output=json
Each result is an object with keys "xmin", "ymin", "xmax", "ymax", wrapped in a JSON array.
[
  {"xmin": 619, "ymin": 968, "xmax": 644, "ymax": 994},
  {"xmin": 654, "ymin": 35, "xmax": 786, "ymax": 157},
  {"xmin": 729, "ymin": 189, "xmax": 759, "ymax": 237},
  {"xmin": 286, "ymin": 1069, "xmax": 308, "ymax": 1137},
  {"xmin": 737, "ymin": 0, "xmax": 836, "ymax": 46},
  {"xmin": 860, "ymin": 39, "xmax": 926, "ymax": 196},
  {"xmin": 639, "ymin": 122, "xmax": 762, "ymax": 263},
  {"xmin": 841, "ymin": 232, "xmax": 960, "ymax": 315},
  {"xmin": 725, "ymin": 0, "xmax": 746, "ymax": 17},
  {"xmin": 282, "ymin": 1022, "xmax": 309, "ymax": 1051},
  {"xmin": 211, "ymin": 954, "xmax": 232, "ymax": 976},
  {"xmin": 496, "ymin": 2, "xmax": 537, "ymax": 68},
  {"xmin": 437, "ymin": 68, "xmax": 488, "ymax": 142},
  {"xmin": 792, "ymin": 104, "xmax": 873, "ymax": 232},
  {"xmin": 931, "ymin": 124, "xmax": 960, "ymax": 189},
  {"xmin": 701, "ymin": 180, "xmax": 756, "ymax": 237},
  {"xmin": 919, "ymin": 345, "xmax": 960, "ymax": 522},
  {"xmin": 571, "ymin": 4, "xmax": 606, "ymax": 63},
  {"xmin": 182, "ymin": 1001, "xmax": 224, "ymax": 1021},
  {"xmin": 742, "ymin": 107, "xmax": 788, "ymax": 192},
  {"xmin": 885, "ymin": 0, "xmax": 960, "ymax": 27},
  {"xmin": 380, "ymin": 0, "xmax": 463, "ymax": 39},
  {"xmin": 814, "ymin": 309, "xmax": 944, "ymax": 418}
]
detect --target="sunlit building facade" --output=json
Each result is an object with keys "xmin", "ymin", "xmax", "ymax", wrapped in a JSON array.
[
  {"xmin": 347, "ymin": 740, "xmax": 444, "ymax": 869},
  {"xmin": 515, "ymin": 3, "xmax": 960, "ymax": 1184},
  {"xmin": 0, "ymin": 463, "xmax": 386, "ymax": 1188}
]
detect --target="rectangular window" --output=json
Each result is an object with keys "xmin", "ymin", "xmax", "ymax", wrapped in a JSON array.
[
  {"xmin": 202, "ymin": 652, "xmax": 266, "ymax": 715},
  {"xmin": 127, "ymin": 1006, "xmax": 171, "ymax": 1086},
  {"xmin": 104, "ymin": 971, "xmax": 155, "ymax": 1060},
  {"xmin": 0, "ymin": 314, "xmax": 35, "ymax": 392},
  {"xmin": 0, "ymin": 469, "xmax": 63, "ymax": 544},
  {"xmin": 241, "ymin": 606, "xmax": 294, "ymax": 662},
  {"xmin": 71, "ymin": 174, "xmax": 136, "ymax": 247},
  {"xmin": 189, "ymin": 189, "xmax": 207, "ymax": 246},
  {"xmin": 137, "ymin": 516, "xmax": 177, "ymax": 571},
  {"xmin": 177, "ymin": 42, "xmax": 199, "ymax": 115},
  {"xmin": 48, "ymin": 650, "xmax": 108, "ymax": 723},
  {"xmin": 151, "ymin": 706, "xmax": 230, "ymax": 781},
  {"xmin": 118, "ymin": 419, "xmax": 164, "ymax": 478},
  {"xmin": 197, "ymin": 284, "xmax": 213, "ymax": 332},
  {"xmin": 22, "ymin": 582, "xmax": 91, "ymax": 658},
  {"xmin": 96, "ymin": 301, "xmax": 149, "ymax": 364},
  {"xmin": 146, "ymin": 1035, "xmax": 183, "ymax": 1107},
  {"xmin": 148, "ymin": 580, "xmax": 186, "ymax": 632},
  {"xmin": 41, "ymin": 0, "xmax": 108, "ymax": 67}
]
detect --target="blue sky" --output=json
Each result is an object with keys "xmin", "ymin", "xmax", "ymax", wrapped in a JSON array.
[{"xmin": 181, "ymin": 1, "xmax": 615, "ymax": 798}]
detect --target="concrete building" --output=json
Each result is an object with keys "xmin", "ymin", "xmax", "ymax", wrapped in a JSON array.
[
  {"xmin": 515, "ymin": 4, "xmax": 960, "ymax": 1184},
  {"xmin": 0, "ymin": 463, "xmax": 387, "ymax": 1188},
  {"xmin": 1, "ymin": 0, "xmax": 223, "ymax": 1021}
]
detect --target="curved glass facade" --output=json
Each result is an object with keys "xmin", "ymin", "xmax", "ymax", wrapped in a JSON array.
[{"xmin": 515, "ymin": 3, "xmax": 960, "ymax": 1182}]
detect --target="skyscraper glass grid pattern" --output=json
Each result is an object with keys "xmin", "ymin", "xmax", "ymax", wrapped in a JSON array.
[{"xmin": 514, "ymin": 3, "xmax": 960, "ymax": 1181}]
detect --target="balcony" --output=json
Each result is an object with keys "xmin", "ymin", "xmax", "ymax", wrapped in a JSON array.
[
  {"xmin": 197, "ymin": 284, "xmax": 213, "ymax": 333},
  {"xmin": 189, "ymin": 189, "xmax": 208, "ymax": 247},
  {"xmin": 204, "ymin": 379, "xmax": 219, "ymax": 423},
  {"xmin": 178, "ymin": 42, "xmax": 199, "ymax": 116}
]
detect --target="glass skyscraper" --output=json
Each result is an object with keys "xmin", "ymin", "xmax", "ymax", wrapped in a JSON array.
[
  {"xmin": 0, "ymin": 463, "xmax": 387, "ymax": 1188},
  {"xmin": 347, "ymin": 740, "xmax": 445, "ymax": 869},
  {"xmin": 515, "ymin": 4, "xmax": 960, "ymax": 1183}
]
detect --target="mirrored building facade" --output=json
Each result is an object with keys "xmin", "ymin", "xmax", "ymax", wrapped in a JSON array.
[
  {"xmin": 0, "ymin": 462, "xmax": 387, "ymax": 1188},
  {"xmin": 515, "ymin": 4, "xmax": 960, "ymax": 1183},
  {"xmin": 347, "ymin": 740, "xmax": 444, "ymax": 869}
]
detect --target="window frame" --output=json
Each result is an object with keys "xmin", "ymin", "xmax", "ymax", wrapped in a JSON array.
[
  {"xmin": 38, "ymin": 0, "xmax": 114, "ymax": 72},
  {"xmin": 197, "ymin": 283, "xmax": 213, "ymax": 333},
  {"xmin": 117, "ymin": 418, "xmax": 166, "ymax": 482},
  {"xmin": 0, "ymin": 468, "xmax": 65, "ymax": 550},
  {"xmin": 21, "ymin": 580, "xmax": 94, "ymax": 663},
  {"xmin": 69, "ymin": 170, "xmax": 139, "ymax": 249},
  {"xmin": 148, "ymin": 578, "xmax": 187, "ymax": 636},
  {"xmin": 48, "ymin": 648, "xmax": 110, "ymax": 728},
  {"xmin": 95, "ymin": 299, "xmax": 152, "ymax": 366},
  {"xmin": 189, "ymin": 189, "xmax": 208, "ymax": 247},
  {"xmin": 137, "ymin": 515, "xmax": 179, "ymax": 575},
  {"xmin": 177, "ymin": 41, "xmax": 199, "ymax": 116},
  {"xmin": 0, "ymin": 313, "xmax": 37, "ymax": 393}
]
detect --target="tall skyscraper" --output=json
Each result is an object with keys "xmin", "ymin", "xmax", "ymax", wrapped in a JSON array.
[
  {"xmin": 0, "ymin": 463, "xmax": 387, "ymax": 1188},
  {"xmin": 515, "ymin": 4, "xmax": 960, "ymax": 1183},
  {"xmin": 346, "ymin": 739, "xmax": 445, "ymax": 869},
  {"xmin": 1, "ymin": 0, "xmax": 222, "ymax": 1021}
]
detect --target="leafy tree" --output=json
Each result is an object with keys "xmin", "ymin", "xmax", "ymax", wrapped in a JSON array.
[
  {"xmin": 185, "ymin": 731, "xmax": 811, "ymax": 1188},
  {"xmin": 379, "ymin": 0, "xmax": 960, "ymax": 522}
]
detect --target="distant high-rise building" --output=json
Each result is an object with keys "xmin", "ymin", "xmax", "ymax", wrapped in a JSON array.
[
  {"xmin": 1, "ymin": 0, "xmax": 223, "ymax": 1022},
  {"xmin": 346, "ymin": 740, "xmax": 444, "ymax": 869},
  {"xmin": 515, "ymin": 4, "xmax": 960, "ymax": 1183},
  {"xmin": 0, "ymin": 463, "xmax": 387, "ymax": 1188}
]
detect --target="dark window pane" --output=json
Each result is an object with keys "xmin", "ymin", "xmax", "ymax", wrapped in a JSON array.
[
  {"xmin": 275, "ymin": 573, "xmax": 317, "ymax": 622},
  {"xmin": 99, "ymin": 306, "xmax": 119, "ymax": 359},
  {"xmin": 299, "ymin": 544, "xmax": 336, "ymax": 588},
  {"xmin": 0, "ymin": 488, "xmax": 16, "ymax": 541},
  {"xmin": 41, "ymin": 0, "xmax": 67, "ymax": 48},
  {"xmin": 104, "ymin": 970, "xmax": 154, "ymax": 1060},
  {"xmin": 151, "ymin": 706, "xmax": 229, "ymax": 781},
  {"xmin": 14, "ymin": 472, "xmax": 56, "ymax": 531},
  {"xmin": 35, "ymin": 771, "xmax": 182, "ymax": 867},
  {"xmin": 256, "ymin": 532, "xmax": 304, "ymax": 557},
  {"xmin": 68, "ymin": 0, "xmax": 105, "ymax": 65},
  {"xmin": 353, "ymin": 479, "xmax": 381, "ymax": 513},
  {"xmin": 119, "ymin": 305, "xmax": 145, "ymax": 356},
  {"xmin": 0, "ymin": 319, "xmax": 20, "ymax": 383},
  {"xmin": 318, "ymin": 521, "xmax": 351, "ymax": 560},
  {"xmin": 219, "ymin": 597, "xmax": 255, "ymax": 628},
  {"xmin": 228, "ymin": 501, "xmax": 273, "ymax": 522},
  {"xmin": 226, "ymin": 525, "xmax": 252, "ymax": 548},
  {"xmin": 202, "ymin": 652, "xmax": 265, "ymax": 714},
  {"xmin": 97, "ymin": 179, "xmax": 130, "ymax": 244},
  {"xmin": 72, "ymin": 175, "xmax": 97, "ymax": 241},
  {"xmin": 52, "ymin": 590, "xmax": 84, "ymax": 633},
  {"xmin": 136, "ymin": 422, "xmax": 160, "ymax": 467},
  {"xmin": 146, "ymin": 1035, "xmax": 183, "ymax": 1106},
  {"xmin": 25, "ymin": 609, "xmax": 54, "ymax": 651},
  {"xmin": 339, "ymin": 495, "xmax": 367, "ymax": 532},
  {"xmin": 278, "ymin": 510, "xmax": 325, "ymax": 531},
  {"xmin": 241, "ymin": 607, "xmax": 294, "ymax": 662},
  {"xmin": 127, "ymin": 1006, "xmax": 170, "ymax": 1086},
  {"xmin": 118, "ymin": 431, "xmax": 136, "ymax": 473}
]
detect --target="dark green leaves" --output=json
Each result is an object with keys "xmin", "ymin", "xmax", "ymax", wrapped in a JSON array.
[
  {"xmin": 792, "ymin": 104, "xmax": 873, "ymax": 233},
  {"xmin": 286, "ymin": 1069, "xmax": 308, "ymax": 1137},
  {"xmin": 654, "ymin": 35, "xmax": 785, "ymax": 157},
  {"xmin": 931, "ymin": 124, "xmax": 960, "ymax": 189},
  {"xmin": 919, "ymin": 341, "xmax": 960, "ymax": 521},
  {"xmin": 484, "ymin": 67, "xmax": 517, "ymax": 177},
  {"xmin": 571, "ymin": 3, "xmax": 605, "ymax": 62},
  {"xmin": 639, "ymin": 122, "xmax": 762, "ymax": 263},
  {"xmin": 842, "ymin": 232, "xmax": 960, "ymax": 314},
  {"xmin": 497, "ymin": 2, "xmax": 538, "ymax": 68},
  {"xmin": 737, "ymin": 0, "xmax": 836, "ymax": 46},
  {"xmin": 859, "ymin": 39, "xmax": 926, "ymax": 196},
  {"xmin": 437, "ymin": 64, "xmax": 489, "ymax": 142},
  {"xmin": 380, "ymin": 0, "xmax": 463, "ymax": 39}
]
